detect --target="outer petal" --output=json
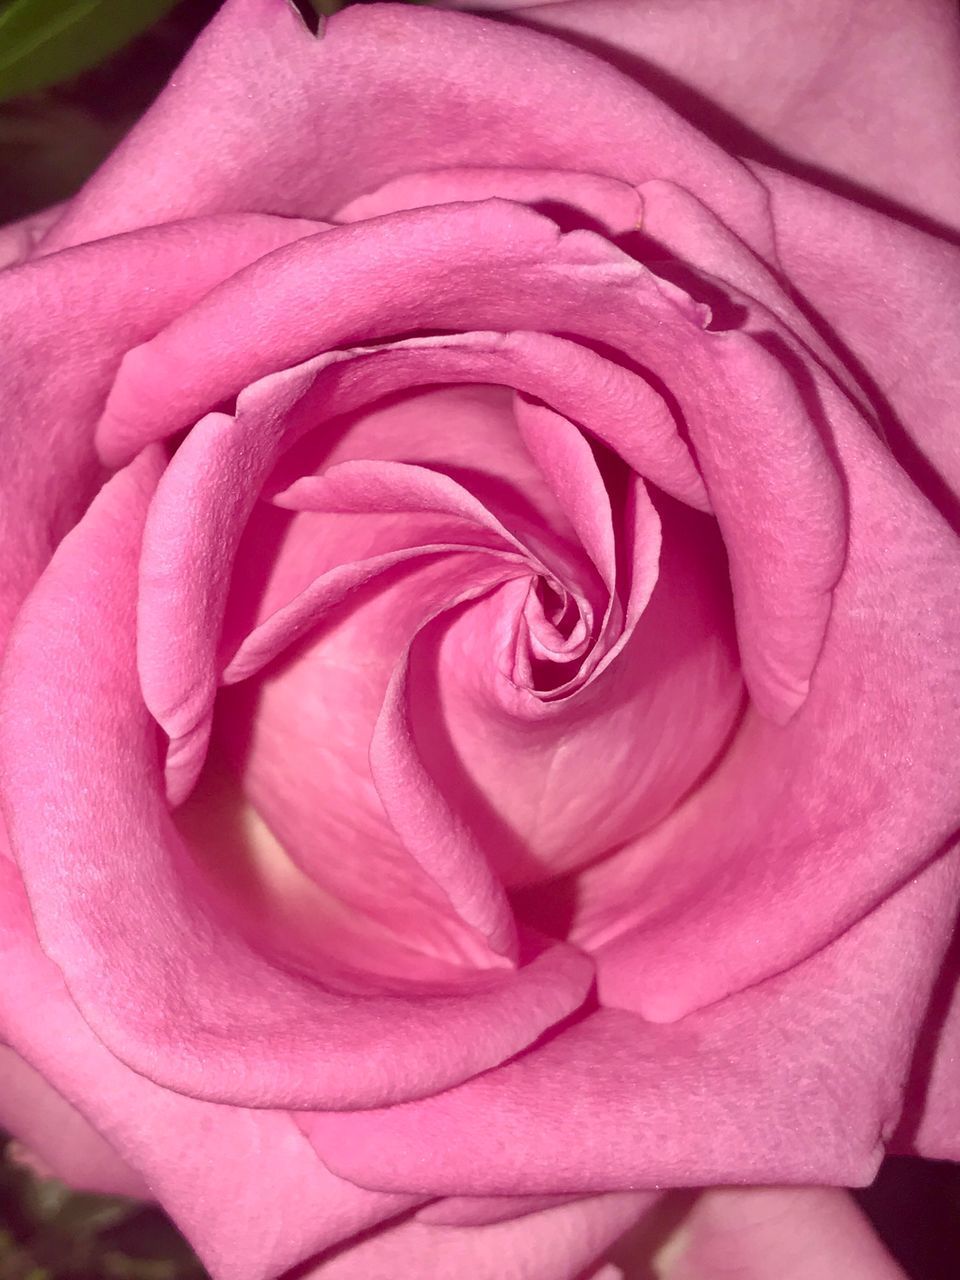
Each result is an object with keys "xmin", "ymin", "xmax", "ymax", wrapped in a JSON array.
[
  {"xmin": 39, "ymin": 0, "xmax": 775, "ymax": 257},
  {"xmin": 302, "ymin": 1191, "xmax": 651, "ymax": 1280},
  {"xmin": 0, "ymin": 860, "xmax": 416, "ymax": 1280},
  {"xmin": 0, "ymin": 1045, "xmax": 148, "ymax": 1199},
  {"xmin": 458, "ymin": 0, "xmax": 960, "ymax": 232},
  {"xmin": 302, "ymin": 849, "xmax": 959, "ymax": 1195},
  {"xmin": 0, "ymin": 212, "xmax": 321, "ymax": 645},
  {"xmin": 757, "ymin": 168, "xmax": 960, "ymax": 508},
  {"xmin": 0, "ymin": 451, "xmax": 594, "ymax": 1111},
  {"xmin": 658, "ymin": 1187, "xmax": 908, "ymax": 1280}
]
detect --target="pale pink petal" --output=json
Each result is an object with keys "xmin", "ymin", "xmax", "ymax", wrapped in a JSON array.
[
  {"xmin": 0, "ymin": 860, "xmax": 417, "ymax": 1280},
  {"xmin": 0, "ymin": 452, "xmax": 594, "ymax": 1110},
  {"xmin": 302, "ymin": 1191, "xmax": 651, "ymax": 1280},
  {"xmin": 40, "ymin": 0, "xmax": 774, "ymax": 256},
  {"xmin": 660, "ymin": 1187, "xmax": 907, "ymax": 1280},
  {"xmin": 0, "ymin": 1045, "xmax": 148, "ymax": 1199},
  {"xmin": 302, "ymin": 850, "xmax": 958, "ymax": 1194},
  {"xmin": 463, "ymin": 0, "xmax": 960, "ymax": 231}
]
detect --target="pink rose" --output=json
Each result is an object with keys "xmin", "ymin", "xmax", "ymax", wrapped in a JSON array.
[{"xmin": 1, "ymin": 1, "xmax": 958, "ymax": 1276}]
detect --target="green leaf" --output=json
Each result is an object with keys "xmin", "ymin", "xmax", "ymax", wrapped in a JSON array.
[{"xmin": 0, "ymin": 0, "xmax": 183, "ymax": 103}]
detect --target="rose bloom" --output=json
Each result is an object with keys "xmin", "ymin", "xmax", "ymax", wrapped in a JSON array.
[{"xmin": 1, "ymin": 0, "xmax": 959, "ymax": 1276}]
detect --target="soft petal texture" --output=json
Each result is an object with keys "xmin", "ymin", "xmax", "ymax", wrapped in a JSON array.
[
  {"xmin": 0, "ymin": 1045, "xmax": 148, "ymax": 1199},
  {"xmin": 454, "ymin": 0, "xmax": 960, "ymax": 233},
  {"xmin": 0, "ymin": 452, "xmax": 595, "ymax": 1109},
  {"xmin": 302, "ymin": 1191, "xmax": 650, "ymax": 1280},
  {"xmin": 0, "ymin": 212, "xmax": 321, "ymax": 645},
  {"xmin": 99, "ymin": 199, "xmax": 840, "ymax": 729},
  {"xmin": 37, "ymin": 0, "xmax": 776, "ymax": 257},
  {"xmin": 756, "ymin": 169, "xmax": 960, "ymax": 510},
  {"xmin": 302, "ymin": 850, "xmax": 959, "ymax": 1194},
  {"xmin": 657, "ymin": 1187, "xmax": 907, "ymax": 1280},
  {"xmin": 565, "ymin": 380, "xmax": 960, "ymax": 1017},
  {"xmin": 0, "ymin": 859, "xmax": 417, "ymax": 1280}
]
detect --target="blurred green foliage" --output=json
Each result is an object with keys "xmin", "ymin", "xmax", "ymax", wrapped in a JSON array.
[
  {"xmin": 0, "ymin": 1138, "xmax": 207, "ymax": 1280},
  {"xmin": 0, "ymin": 0, "xmax": 185, "ymax": 103}
]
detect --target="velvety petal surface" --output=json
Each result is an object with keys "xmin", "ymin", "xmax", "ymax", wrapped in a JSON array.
[
  {"xmin": 0, "ymin": 451, "xmax": 594, "ymax": 1110},
  {"xmin": 303, "ymin": 849, "xmax": 959, "ymax": 1195},
  {"xmin": 0, "ymin": 211, "xmax": 321, "ymax": 645},
  {"xmin": 0, "ymin": 860, "xmax": 417, "ymax": 1280},
  {"xmin": 302, "ymin": 1191, "xmax": 650, "ymax": 1280},
  {"xmin": 458, "ymin": 0, "xmax": 960, "ymax": 232},
  {"xmin": 38, "ymin": 0, "xmax": 776, "ymax": 257},
  {"xmin": 0, "ymin": 1045, "xmax": 148, "ymax": 1199}
]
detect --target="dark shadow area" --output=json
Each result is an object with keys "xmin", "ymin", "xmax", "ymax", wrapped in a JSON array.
[{"xmin": 858, "ymin": 1156, "xmax": 960, "ymax": 1280}]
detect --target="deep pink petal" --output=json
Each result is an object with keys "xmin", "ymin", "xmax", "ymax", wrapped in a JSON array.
[
  {"xmin": 0, "ymin": 451, "xmax": 594, "ymax": 1110},
  {"xmin": 661, "ymin": 1187, "xmax": 907, "ymax": 1280},
  {"xmin": 40, "ymin": 0, "xmax": 774, "ymax": 256},
  {"xmin": 302, "ymin": 850, "xmax": 958, "ymax": 1194}
]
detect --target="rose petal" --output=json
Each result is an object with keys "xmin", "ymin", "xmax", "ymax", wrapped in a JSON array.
[
  {"xmin": 463, "ymin": 0, "xmax": 960, "ymax": 232},
  {"xmin": 302, "ymin": 849, "xmax": 958, "ymax": 1194},
  {"xmin": 758, "ymin": 168, "xmax": 960, "ymax": 508},
  {"xmin": 0, "ymin": 450, "xmax": 595, "ymax": 1110},
  {"xmin": 659, "ymin": 1187, "xmax": 907, "ymax": 1280},
  {"xmin": 334, "ymin": 166, "xmax": 644, "ymax": 236},
  {"xmin": 300, "ymin": 1190, "xmax": 650, "ymax": 1280},
  {"xmin": 0, "ymin": 1044, "xmax": 148, "ymax": 1199},
  {"xmin": 0, "ymin": 212, "xmax": 321, "ymax": 643},
  {"xmin": 0, "ymin": 860, "xmax": 417, "ymax": 1280},
  {"xmin": 40, "ymin": 0, "xmax": 775, "ymax": 256}
]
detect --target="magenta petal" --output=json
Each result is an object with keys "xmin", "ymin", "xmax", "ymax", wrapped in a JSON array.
[
  {"xmin": 302, "ymin": 851, "xmax": 958, "ymax": 1194},
  {"xmin": 0, "ymin": 451, "xmax": 594, "ymax": 1110}
]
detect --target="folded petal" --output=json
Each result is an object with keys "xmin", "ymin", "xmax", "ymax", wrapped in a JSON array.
[
  {"xmin": 467, "ymin": 0, "xmax": 960, "ymax": 232},
  {"xmin": 0, "ymin": 450, "xmax": 594, "ymax": 1111},
  {"xmin": 0, "ymin": 212, "xmax": 321, "ymax": 643},
  {"xmin": 40, "ymin": 0, "xmax": 774, "ymax": 256},
  {"xmin": 303, "ymin": 850, "xmax": 958, "ymax": 1195},
  {"xmin": 0, "ymin": 860, "xmax": 416, "ymax": 1280},
  {"xmin": 302, "ymin": 1190, "xmax": 651, "ymax": 1280},
  {"xmin": 758, "ymin": 169, "xmax": 960, "ymax": 507}
]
